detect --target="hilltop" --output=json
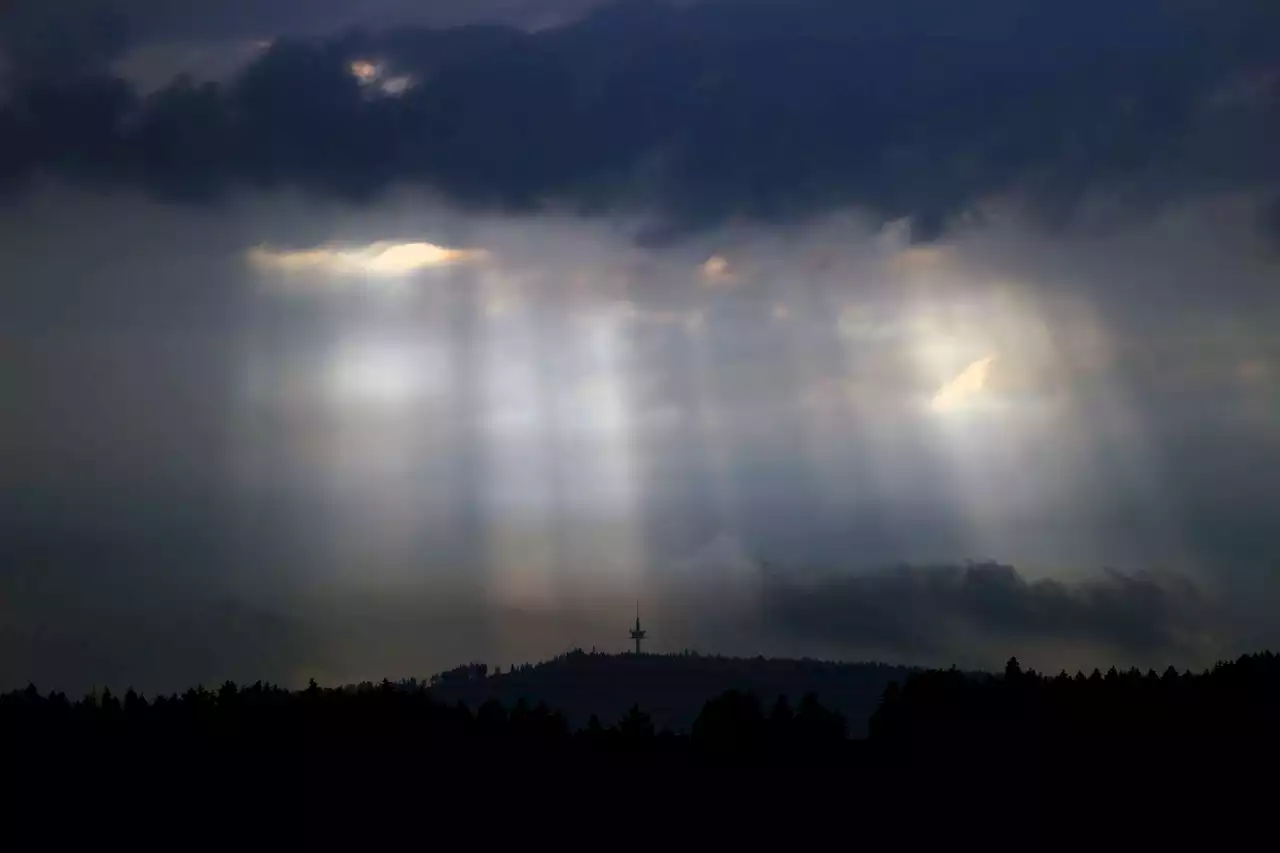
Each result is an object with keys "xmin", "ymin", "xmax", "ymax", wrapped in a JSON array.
[{"xmin": 426, "ymin": 650, "xmax": 918, "ymax": 737}]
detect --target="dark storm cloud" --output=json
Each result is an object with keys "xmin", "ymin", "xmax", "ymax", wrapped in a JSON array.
[
  {"xmin": 3, "ymin": 0, "xmax": 1278, "ymax": 234},
  {"xmin": 48, "ymin": 0, "xmax": 612, "ymax": 41},
  {"xmin": 762, "ymin": 562, "xmax": 1213, "ymax": 669},
  {"xmin": 0, "ymin": 2, "xmax": 130, "ymax": 86}
]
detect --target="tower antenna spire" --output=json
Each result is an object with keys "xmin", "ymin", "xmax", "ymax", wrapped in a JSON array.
[{"xmin": 629, "ymin": 600, "xmax": 646, "ymax": 655}]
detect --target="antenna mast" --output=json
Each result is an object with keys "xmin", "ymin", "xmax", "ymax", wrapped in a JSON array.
[{"xmin": 629, "ymin": 602, "xmax": 647, "ymax": 655}]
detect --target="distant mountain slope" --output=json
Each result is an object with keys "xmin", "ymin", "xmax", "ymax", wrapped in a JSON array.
[{"xmin": 429, "ymin": 651, "xmax": 919, "ymax": 737}]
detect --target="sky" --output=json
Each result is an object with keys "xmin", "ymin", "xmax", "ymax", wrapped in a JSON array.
[{"xmin": 2, "ymin": 0, "xmax": 1280, "ymax": 693}]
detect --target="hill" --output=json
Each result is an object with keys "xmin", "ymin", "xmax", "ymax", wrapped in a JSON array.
[{"xmin": 426, "ymin": 649, "xmax": 917, "ymax": 736}]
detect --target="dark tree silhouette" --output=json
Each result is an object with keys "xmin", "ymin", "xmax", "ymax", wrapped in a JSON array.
[{"xmin": 4, "ymin": 647, "xmax": 1277, "ymax": 819}]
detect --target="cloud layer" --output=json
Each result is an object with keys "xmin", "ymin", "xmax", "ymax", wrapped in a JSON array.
[
  {"xmin": 761, "ymin": 561, "xmax": 1214, "ymax": 671},
  {"xmin": 4, "ymin": 0, "xmax": 1278, "ymax": 235}
]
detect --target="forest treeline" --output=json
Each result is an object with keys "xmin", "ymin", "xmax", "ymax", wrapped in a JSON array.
[
  {"xmin": 0, "ymin": 677, "xmax": 851, "ymax": 768},
  {"xmin": 3, "ymin": 651, "xmax": 1278, "ymax": 767},
  {"xmin": 871, "ymin": 651, "xmax": 1280, "ymax": 753}
]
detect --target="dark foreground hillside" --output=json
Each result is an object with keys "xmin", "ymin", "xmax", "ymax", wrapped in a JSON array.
[
  {"xmin": 427, "ymin": 649, "xmax": 916, "ymax": 737},
  {"xmin": 3, "ymin": 651, "xmax": 1277, "ymax": 827}
]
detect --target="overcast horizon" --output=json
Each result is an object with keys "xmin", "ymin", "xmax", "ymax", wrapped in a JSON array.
[{"xmin": 3, "ymin": 0, "xmax": 1280, "ymax": 694}]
